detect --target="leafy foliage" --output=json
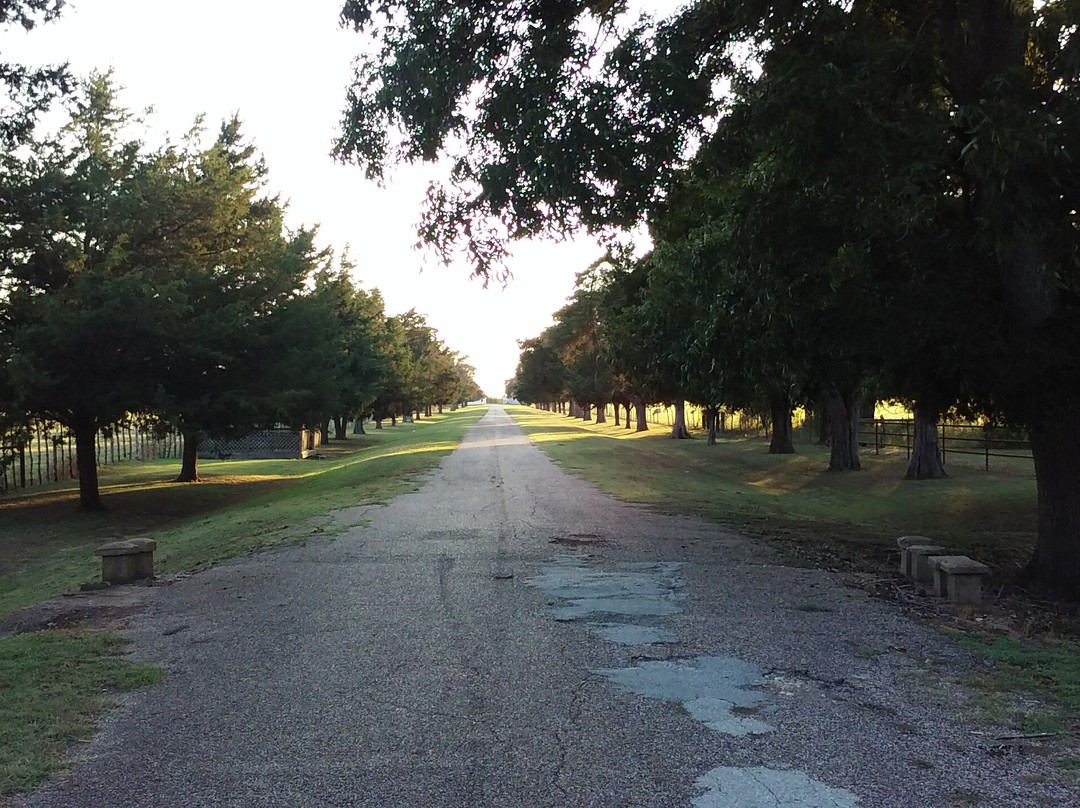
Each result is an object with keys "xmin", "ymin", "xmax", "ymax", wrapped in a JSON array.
[
  {"xmin": 0, "ymin": 0, "xmax": 71, "ymax": 148},
  {"xmin": 0, "ymin": 73, "xmax": 481, "ymax": 506},
  {"xmin": 336, "ymin": 0, "xmax": 729, "ymax": 275},
  {"xmin": 359, "ymin": 1, "xmax": 1080, "ymax": 591}
]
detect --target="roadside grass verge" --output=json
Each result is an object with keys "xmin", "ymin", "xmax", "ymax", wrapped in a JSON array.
[
  {"xmin": 508, "ymin": 406, "xmax": 1080, "ymax": 730},
  {"xmin": 1, "ymin": 407, "xmax": 487, "ymax": 621},
  {"xmin": 956, "ymin": 632, "xmax": 1080, "ymax": 736},
  {"xmin": 507, "ymin": 405, "xmax": 1036, "ymax": 577},
  {"xmin": 0, "ymin": 406, "xmax": 486, "ymax": 800},
  {"xmin": 0, "ymin": 632, "xmax": 163, "ymax": 797}
]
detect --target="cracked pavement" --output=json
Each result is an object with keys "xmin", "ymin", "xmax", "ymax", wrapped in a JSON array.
[{"xmin": 16, "ymin": 406, "xmax": 1075, "ymax": 807}]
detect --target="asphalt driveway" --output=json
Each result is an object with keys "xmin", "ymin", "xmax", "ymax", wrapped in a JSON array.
[{"xmin": 17, "ymin": 406, "xmax": 1073, "ymax": 807}]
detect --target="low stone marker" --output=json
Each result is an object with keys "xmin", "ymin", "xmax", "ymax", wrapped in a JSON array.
[
  {"xmin": 903, "ymin": 545, "xmax": 945, "ymax": 585},
  {"xmin": 94, "ymin": 537, "xmax": 156, "ymax": 585},
  {"xmin": 929, "ymin": 555, "xmax": 990, "ymax": 605},
  {"xmin": 896, "ymin": 536, "xmax": 935, "ymax": 576}
]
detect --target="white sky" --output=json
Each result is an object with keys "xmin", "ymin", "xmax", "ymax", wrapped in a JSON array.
[{"xmin": 2, "ymin": 0, "xmax": 605, "ymax": 396}]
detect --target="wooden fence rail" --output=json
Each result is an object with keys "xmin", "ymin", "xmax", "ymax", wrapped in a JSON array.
[{"xmin": 858, "ymin": 418, "xmax": 1032, "ymax": 470}]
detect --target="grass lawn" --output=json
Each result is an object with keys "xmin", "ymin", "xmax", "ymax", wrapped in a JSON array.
[
  {"xmin": 1, "ymin": 407, "xmax": 487, "ymax": 620},
  {"xmin": 0, "ymin": 406, "xmax": 486, "ymax": 799},
  {"xmin": 0, "ymin": 632, "xmax": 163, "ymax": 797},
  {"xmin": 507, "ymin": 405, "xmax": 1038, "ymax": 579}
]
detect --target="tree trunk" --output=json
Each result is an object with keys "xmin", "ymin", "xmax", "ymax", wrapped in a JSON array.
[
  {"xmin": 630, "ymin": 396, "xmax": 648, "ymax": 432},
  {"xmin": 768, "ymin": 393, "xmax": 794, "ymax": 454},
  {"xmin": 334, "ymin": 415, "xmax": 347, "ymax": 440},
  {"xmin": 375, "ymin": 419, "xmax": 383, "ymax": 430},
  {"xmin": 176, "ymin": 432, "xmax": 200, "ymax": 482},
  {"xmin": 613, "ymin": 403, "xmax": 620, "ymax": 426},
  {"xmin": 1026, "ymin": 420, "xmax": 1080, "ymax": 596},
  {"xmin": 827, "ymin": 392, "xmax": 861, "ymax": 471},
  {"xmin": 595, "ymin": 403, "xmax": 607, "ymax": 424},
  {"xmin": 391, "ymin": 415, "xmax": 397, "ymax": 426},
  {"xmin": 625, "ymin": 402, "xmax": 633, "ymax": 429},
  {"xmin": 323, "ymin": 418, "xmax": 332, "ymax": 442},
  {"xmin": 671, "ymin": 400, "xmax": 691, "ymax": 439},
  {"xmin": 438, "ymin": 404, "xmax": 443, "ymax": 414},
  {"xmin": 940, "ymin": 3, "xmax": 1066, "ymax": 590},
  {"xmin": 72, "ymin": 418, "xmax": 104, "ymax": 510},
  {"xmin": 582, "ymin": 403, "xmax": 592, "ymax": 421},
  {"xmin": 905, "ymin": 407, "xmax": 947, "ymax": 480},
  {"xmin": 705, "ymin": 406, "xmax": 718, "ymax": 446},
  {"xmin": 815, "ymin": 401, "xmax": 832, "ymax": 445}
]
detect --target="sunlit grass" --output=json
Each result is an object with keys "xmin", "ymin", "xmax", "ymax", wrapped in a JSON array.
[
  {"xmin": 0, "ymin": 407, "xmax": 489, "ymax": 798},
  {"xmin": 507, "ymin": 405, "xmax": 1037, "ymax": 576},
  {"xmin": 358, "ymin": 440, "xmax": 462, "ymax": 460},
  {"xmin": 508, "ymin": 405, "xmax": 1078, "ymax": 729},
  {"xmin": 0, "ymin": 407, "xmax": 488, "ymax": 620}
]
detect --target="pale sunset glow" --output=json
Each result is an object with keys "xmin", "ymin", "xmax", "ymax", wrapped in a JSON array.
[{"xmin": 0, "ymin": 0, "xmax": 601, "ymax": 396}]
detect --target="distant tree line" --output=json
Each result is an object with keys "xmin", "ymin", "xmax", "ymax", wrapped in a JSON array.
[{"xmin": 0, "ymin": 67, "xmax": 481, "ymax": 510}]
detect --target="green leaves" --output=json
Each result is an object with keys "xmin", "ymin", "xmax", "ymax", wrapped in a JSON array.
[{"xmin": 336, "ymin": 1, "xmax": 726, "ymax": 276}]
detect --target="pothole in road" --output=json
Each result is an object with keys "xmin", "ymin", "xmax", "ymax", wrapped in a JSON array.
[
  {"xmin": 586, "ymin": 623, "xmax": 678, "ymax": 645},
  {"xmin": 550, "ymin": 535, "xmax": 607, "ymax": 547},
  {"xmin": 524, "ymin": 555, "xmax": 686, "ymax": 625},
  {"xmin": 594, "ymin": 655, "xmax": 776, "ymax": 737},
  {"xmin": 692, "ymin": 766, "xmax": 860, "ymax": 807},
  {"xmin": 527, "ymin": 554, "xmax": 861, "ymax": 805}
]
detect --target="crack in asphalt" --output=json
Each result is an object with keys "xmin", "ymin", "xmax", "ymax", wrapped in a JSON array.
[
  {"xmin": 747, "ymin": 769, "xmax": 784, "ymax": 807},
  {"xmin": 548, "ymin": 677, "xmax": 588, "ymax": 802}
]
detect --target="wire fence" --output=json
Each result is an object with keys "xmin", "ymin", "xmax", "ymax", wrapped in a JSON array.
[
  {"xmin": 597, "ymin": 405, "xmax": 1033, "ymax": 471},
  {"xmin": 859, "ymin": 418, "xmax": 1032, "ymax": 470},
  {"xmin": 594, "ymin": 403, "xmax": 771, "ymax": 435},
  {"xmin": 0, "ymin": 419, "xmax": 184, "ymax": 495},
  {"xmin": 643, "ymin": 404, "xmax": 771, "ymax": 435}
]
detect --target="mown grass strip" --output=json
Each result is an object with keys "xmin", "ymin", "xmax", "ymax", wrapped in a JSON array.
[
  {"xmin": 507, "ymin": 405, "xmax": 1037, "ymax": 575},
  {"xmin": 0, "ymin": 406, "xmax": 486, "ymax": 800},
  {"xmin": 0, "ymin": 631, "xmax": 163, "ymax": 797},
  {"xmin": 1, "ymin": 407, "xmax": 487, "ymax": 620},
  {"xmin": 956, "ymin": 632, "xmax": 1080, "ymax": 732}
]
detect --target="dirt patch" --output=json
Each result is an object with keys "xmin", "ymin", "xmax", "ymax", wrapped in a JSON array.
[
  {"xmin": 0, "ymin": 583, "xmax": 159, "ymax": 636},
  {"xmin": 732, "ymin": 515, "xmax": 1080, "ymax": 638}
]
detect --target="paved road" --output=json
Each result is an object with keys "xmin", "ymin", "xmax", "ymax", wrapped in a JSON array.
[{"xmin": 20, "ymin": 406, "xmax": 1072, "ymax": 806}]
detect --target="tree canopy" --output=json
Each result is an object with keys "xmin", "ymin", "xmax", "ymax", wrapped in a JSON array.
[
  {"xmin": 341, "ymin": 1, "xmax": 1080, "ymax": 594},
  {"xmin": 0, "ymin": 0, "xmax": 71, "ymax": 147},
  {"xmin": 0, "ymin": 72, "xmax": 483, "ymax": 508}
]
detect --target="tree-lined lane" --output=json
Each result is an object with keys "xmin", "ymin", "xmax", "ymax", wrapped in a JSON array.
[{"xmin": 18, "ymin": 406, "xmax": 1072, "ymax": 807}]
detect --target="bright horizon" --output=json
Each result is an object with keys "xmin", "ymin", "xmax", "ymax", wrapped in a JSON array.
[{"xmin": 1, "ymin": 0, "xmax": 604, "ymax": 397}]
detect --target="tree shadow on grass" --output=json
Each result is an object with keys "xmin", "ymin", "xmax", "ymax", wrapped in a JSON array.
[{"xmin": 0, "ymin": 473, "xmax": 295, "ymax": 570}]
